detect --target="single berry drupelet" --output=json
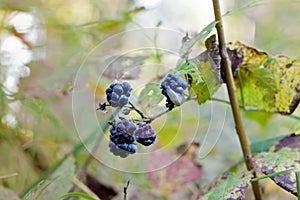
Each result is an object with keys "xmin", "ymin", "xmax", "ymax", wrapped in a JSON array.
[
  {"xmin": 161, "ymin": 73, "xmax": 188, "ymax": 110},
  {"xmin": 106, "ymin": 82, "xmax": 132, "ymax": 107},
  {"xmin": 135, "ymin": 123, "xmax": 156, "ymax": 146},
  {"xmin": 109, "ymin": 141, "xmax": 137, "ymax": 158}
]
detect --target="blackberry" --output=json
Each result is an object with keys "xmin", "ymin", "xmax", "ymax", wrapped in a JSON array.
[
  {"xmin": 106, "ymin": 82, "xmax": 132, "ymax": 107},
  {"xmin": 161, "ymin": 73, "xmax": 188, "ymax": 110},
  {"xmin": 135, "ymin": 123, "xmax": 156, "ymax": 146}
]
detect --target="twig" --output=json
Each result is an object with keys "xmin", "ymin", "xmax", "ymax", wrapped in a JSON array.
[
  {"xmin": 145, "ymin": 109, "xmax": 170, "ymax": 123},
  {"xmin": 211, "ymin": 0, "xmax": 262, "ymax": 199},
  {"xmin": 142, "ymin": 97, "xmax": 193, "ymax": 123},
  {"xmin": 129, "ymin": 102, "xmax": 146, "ymax": 119},
  {"xmin": 0, "ymin": 172, "xmax": 18, "ymax": 180},
  {"xmin": 124, "ymin": 180, "xmax": 130, "ymax": 200},
  {"xmin": 209, "ymin": 97, "xmax": 300, "ymax": 120},
  {"xmin": 73, "ymin": 177, "xmax": 101, "ymax": 200}
]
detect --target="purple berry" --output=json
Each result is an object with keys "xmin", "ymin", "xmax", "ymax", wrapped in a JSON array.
[{"xmin": 135, "ymin": 123, "xmax": 156, "ymax": 146}]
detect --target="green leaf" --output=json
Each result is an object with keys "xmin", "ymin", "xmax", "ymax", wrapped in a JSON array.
[
  {"xmin": 237, "ymin": 63, "xmax": 277, "ymax": 111},
  {"xmin": 228, "ymin": 42, "xmax": 300, "ymax": 114},
  {"xmin": 0, "ymin": 185, "xmax": 20, "ymax": 200},
  {"xmin": 254, "ymin": 134, "xmax": 300, "ymax": 196},
  {"xmin": 177, "ymin": 34, "xmax": 221, "ymax": 104},
  {"xmin": 200, "ymin": 164, "xmax": 252, "ymax": 200},
  {"xmin": 60, "ymin": 192, "xmax": 97, "ymax": 200},
  {"xmin": 178, "ymin": 61, "xmax": 220, "ymax": 104},
  {"xmin": 138, "ymin": 83, "xmax": 164, "ymax": 106},
  {"xmin": 179, "ymin": 21, "xmax": 217, "ymax": 58}
]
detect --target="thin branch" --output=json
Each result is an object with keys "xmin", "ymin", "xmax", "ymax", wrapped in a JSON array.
[
  {"xmin": 129, "ymin": 102, "xmax": 146, "ymax": 119},
  {"xmin": 123, "ymin": 180, "xmax": 130, "ymax": 200},
  {"xmin": 142, "ymin": 97, "xmax": 193, "ymax": 123},
  {"xmin": 209, "ymin": 97, "xmax": 300, "ymax": 120},
  {"xmin": 0, "ymin": 172, "xmax": 18, "ymax": 180},
  {"xmin": 73, "ymin": 177, "xmax": 101, "ymax": 200},
  {"xmin": 145, "ymin": 109, "xmax": 170, "ymax": 123},
  {"xmin": 211, "ymin": 0, "xmax": 262, "ymax": 199}
]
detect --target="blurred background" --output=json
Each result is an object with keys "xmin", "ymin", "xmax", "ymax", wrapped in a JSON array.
[{"xmin": 0, "ymin": 0, "xmax": 299, "ymax": 199}]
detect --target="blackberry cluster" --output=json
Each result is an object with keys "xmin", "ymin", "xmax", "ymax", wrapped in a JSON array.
[
  {"xmin": 109, "ymin": 119, "xmax": 156, "ymax": 158},
  {"xmin": 161, "ymin": 73, "xmax": 188, "ymax": 110},
  {"xmin": 135, "ymin": 123, "xmax": 156, "ymax": 146},
  {"xmin": 106, "ymin": 82, "xmax": 132, "ymax": 107}
]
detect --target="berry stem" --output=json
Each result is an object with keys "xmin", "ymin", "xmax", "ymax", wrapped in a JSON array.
[
  {"xmin": 129, "ymin": 102, "xmax": 146, "ymax": 119},
  {"xmin": 128, "ymin": 95, "xmax": 194, "ymax": 124},
  {"xmin": 145, "ymin": 97, "xmax": 193, "ymax": 123},
  {"xmin": 212, "ymin": 0, "xmax": 262, "ymax": 199}
]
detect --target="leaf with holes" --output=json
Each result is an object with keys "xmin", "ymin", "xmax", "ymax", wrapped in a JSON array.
[
  {"xmin": 138, "ymin": 83, "xmax": 164, "ymax": 107},
  {"xmin": 254, "ymin": 134, "xmax": 300, "ymax": 196}
]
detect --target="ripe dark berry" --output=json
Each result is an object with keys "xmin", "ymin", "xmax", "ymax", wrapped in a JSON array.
[
  {"xmin": 161, "ymin": 73, "xmax": 188, "ymax": 110},
  {"xmin": 106, "ymin": 82, "xmax": 132, "ymax": 107},
  {"xmin": 135, "ymin": 123, "xmax": 156, "ymax": 146},
  {"xmin": 122, "ymin": 82, "xmax": 131, "ymax": 92},
  {"xmin": 119, "ymin": 95, "xmax": 129, "ymax": 106},
  {"xmin": 113, "ymin": 85, "xmax": 123, "ymax": 94}
]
